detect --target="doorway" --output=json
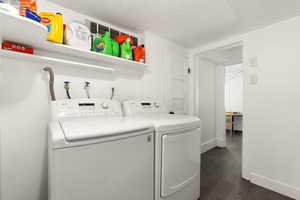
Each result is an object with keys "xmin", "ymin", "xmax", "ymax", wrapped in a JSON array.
[{"xmin": 192, "ymin": 41, "xmax": 244, "ymax": 171}]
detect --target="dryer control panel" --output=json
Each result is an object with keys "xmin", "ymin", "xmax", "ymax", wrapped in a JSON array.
[
  {"xmin": 123, "ymin": 100, "xmax": 168, "ymax": 116},
  {"xmin": 51, "ymin": 99, "xmax": 122, "ymax": 119}
]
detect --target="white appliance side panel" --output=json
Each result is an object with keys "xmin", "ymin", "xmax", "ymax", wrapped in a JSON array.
[
  {"xmin": 50, "ymin": 133, "xmax": 154, "ymax": 200},
  {"xmin": 161, "ymin": 128, "xmax": 201, "ymax": 197}
]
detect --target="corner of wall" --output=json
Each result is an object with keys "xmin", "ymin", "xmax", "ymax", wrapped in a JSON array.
[
  {"xmin": 216, "ymin": 139, "xmax": 226, "ymax": 148},
  {"xmin": 201, "ymin": 139, "xmax": 217, "ymax": 154}
]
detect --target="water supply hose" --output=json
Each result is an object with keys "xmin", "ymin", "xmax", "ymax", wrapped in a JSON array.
[
  {"xmin": 64, "ymin": 81, "xmax": 71, "ymax": 99},
  {"xmin": 43, "ymin": 67, "xmax": 56, "ymax": 101},
  {"xmin": 84, "ymin": 82, "xmax": 90, "ymax": 99},
  {"xmin": 110, "ymin": 87, "xmax": 115, "ymax": 100}
]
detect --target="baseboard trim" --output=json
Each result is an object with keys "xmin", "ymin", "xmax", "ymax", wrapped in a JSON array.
[
  {"xmin": 201, "ymin": 139, "xmax": 217, "ymax": 153},
  {"xmin": 216, "ymin": 139, "xmax": 226, "ymax": 148},
  {"xmin": 250, "ymin": 173, "xmax": 300, "ymax": 200}
]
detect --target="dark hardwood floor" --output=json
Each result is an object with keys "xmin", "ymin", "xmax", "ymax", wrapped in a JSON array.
[{"xmin": 200, "ymin": 132, "xmax": 294, "ymax": 200}]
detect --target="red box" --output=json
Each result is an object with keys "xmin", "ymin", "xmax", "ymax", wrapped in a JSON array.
[{"xmin": 2, "ymin": 41, "xmax": 34, "ymax": 54}]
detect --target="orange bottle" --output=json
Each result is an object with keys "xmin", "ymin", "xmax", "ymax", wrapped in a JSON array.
[
  {"xmin": 133, "ymin": 45, "xmax": 145, "ymax": 63},
  {"xmin": 19, "ymin": 0, "xmax": 37, "ymax": 16}
]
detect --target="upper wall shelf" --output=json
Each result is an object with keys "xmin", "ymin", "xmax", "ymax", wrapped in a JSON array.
[
  {"xmin": 0, "ymin": 10, "xmax": 48, "ymax": 46},
  {"xmin": 40, "ymin": 42, "xmax": 147, "ymax": 69},
  {"xmin": 0, "ymin": 49, "xmax": 115, "ymax": 73},
  {"xmin": 0, "ymin": 10, "xmax": 147, "ymax": 70}
]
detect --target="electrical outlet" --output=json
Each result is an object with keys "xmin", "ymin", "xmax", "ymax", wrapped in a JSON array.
[
  {"xmin": 249, "ymin": 57, "xmax": 258, "ymax": 67},
  {"xmin": 249, "ymin": 73, "xmax": 258, "ymax": 84}
]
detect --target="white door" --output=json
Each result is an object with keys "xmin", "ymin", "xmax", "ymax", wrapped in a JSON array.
[{"xmin": 170, "ymin": 55, "xmax": 189, "ymax": 114}]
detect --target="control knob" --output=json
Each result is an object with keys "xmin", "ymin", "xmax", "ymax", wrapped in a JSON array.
[
  {"xmin": 101, "ymin": 103, "xmax": 109, "ymax": 109},
  {"xmin": 153, "ymin": 102, "xmax": 160, "ymax": 108}
]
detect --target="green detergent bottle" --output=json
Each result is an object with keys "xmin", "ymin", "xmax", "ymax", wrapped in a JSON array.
[
  {"xmin": 112, "ymin": 40, "xmax": 120, "ymax": 57},
  {"xmin": 92, "ymin": 32, "xmax": 112, "ymax": 55},
  {"xmin": 120, "ymin": 39, "xmax": 133, "ymax": 60}
]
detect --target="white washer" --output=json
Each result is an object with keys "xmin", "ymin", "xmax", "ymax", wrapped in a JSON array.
[
  {"xmin": 123, "ymin": 100, "xmax": 201, "ymax": 200},
  {"xmin": 48, "ymin": 99, "xmax": 155, "ymax": 200}
]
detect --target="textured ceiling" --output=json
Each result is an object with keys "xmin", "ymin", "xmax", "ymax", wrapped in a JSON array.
[{"xmin": 49, "ymin": 0, "xmax": 300, "ymax": 48}]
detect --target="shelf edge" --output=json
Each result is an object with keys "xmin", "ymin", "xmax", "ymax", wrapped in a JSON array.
[{"xmin": 0, "ymin": 50, "xmax": 115, "ymax": 73}]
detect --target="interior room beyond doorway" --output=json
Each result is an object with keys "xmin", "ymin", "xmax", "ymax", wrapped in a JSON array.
[{"xmin": 225, "ymin": 64, "xmax": 243, "ymax": 137}]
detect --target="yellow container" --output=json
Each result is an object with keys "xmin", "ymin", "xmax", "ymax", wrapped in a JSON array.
[{"xmin": 39, "ymin": 12, "xmax": 63, "ymax": 44}]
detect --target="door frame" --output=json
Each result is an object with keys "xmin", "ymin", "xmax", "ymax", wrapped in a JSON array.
[{"xmin": 190, "ymin": 40, "xmax": 249, "ymax": 180}]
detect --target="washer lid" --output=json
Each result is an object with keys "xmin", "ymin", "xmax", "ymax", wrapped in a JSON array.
[{"xmin": 58, "ymin": 117, "xmax": 152, "ymax": 142}]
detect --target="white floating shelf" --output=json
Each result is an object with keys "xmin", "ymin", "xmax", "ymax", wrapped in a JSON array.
[
  {"xmin": 39, "ymin": 42, "xmax": 148, "ymax": 69},
  {"xmin": 0, "ymin": 10, "xmax": 48, "ymax": 46},
  {"xmin": 0, "ymin": 49, "xmax": 115, "ymax": 73},
  {"xmin": 0, "ymin": 10, "xmax": 147, "ymax": 70}
]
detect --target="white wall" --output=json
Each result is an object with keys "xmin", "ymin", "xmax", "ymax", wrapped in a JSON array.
[
  {"xmin": 0, "ymin": 2, "xmax": 188, "ymax": 200},
  {"xmin": 225, "ymin": 64, "xmax": 243, "ymax": 113},
  {"xmin": 215, "ymin": 66, "xmax": 226, "ymax": 147},
  {"xmin": 196, "ymin": 60, "xmax": 225, "ymax": 152},
  {"xmin": 242, "ymin": 16, "xmax": 300, "ymax": 199},
  {"xmin": 192, "ymin": 15, "xmax": 300, "ymax": 199},
  {"xmin": 196, "ymin": 58, "xmax": 217, "ymax": 153}
]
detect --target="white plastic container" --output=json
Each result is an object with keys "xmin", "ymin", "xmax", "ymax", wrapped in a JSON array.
[{"xmin": 64, "ymin": 20, "xmax": 91, "ymax": 50}]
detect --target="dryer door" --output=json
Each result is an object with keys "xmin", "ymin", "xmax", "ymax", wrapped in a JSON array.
[{"xmin": 161, "ymin": 128, "xmax": 201, "ymax": 197}]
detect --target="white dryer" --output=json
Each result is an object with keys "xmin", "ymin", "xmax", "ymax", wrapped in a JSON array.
[
  {"xmin": 123, "ymin": 100, "xmax": 201, "ymax": 200},
  {"xmin": 48, "ymin": 99, "xmax": 155, "ymax": 200}
]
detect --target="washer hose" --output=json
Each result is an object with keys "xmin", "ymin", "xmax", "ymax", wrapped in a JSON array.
[
  {"xmin": 43, "ymin": 67, "xmax": 56, "ymax": 101},
  {"xmin": 64, "ymin": 81, "xmax": 71, "ymax": 99},
  {"xmin": 110, "ymin": 87, "xmax": 115, "ymax": 100}
]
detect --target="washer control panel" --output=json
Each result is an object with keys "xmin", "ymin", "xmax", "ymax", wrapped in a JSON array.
[
  {"xmin": 123, "ymin": 100, "xmax": 167, "ymax": 116},
  {"xmin": 51, "ymin": 99, "xmax": 122, "ymax": 119}
]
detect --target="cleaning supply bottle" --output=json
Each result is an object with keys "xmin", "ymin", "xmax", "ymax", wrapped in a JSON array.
[
  {"xmin": 92, "ymin": 32, "xmax": 113, "ymax": 56},
  {"xmin": 112, "ymin": 40, "xmax": 119, "ymax": 57},
  {"xmin": 19, "ymin": 0, "xmax": 37, "ymax": 16},
  {"xmin": 114, "ymin": 35, "xmax": 133, "ymax": 46},
  {"xmin": 120, "ymin": 38, "xmax": 133, "ymax": 60},
  {"xmin": 39, "ymin": 12, "xmax": 64, "ymax": 44},
  {"xmin": 133, "ymin": 44, "xmax": 145, "ymax": 63},
  {"xmin": 25, "ymin": 8, "xmax": 40, "ymax": 23}
]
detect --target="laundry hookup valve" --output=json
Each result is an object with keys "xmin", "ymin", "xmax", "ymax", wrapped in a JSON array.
[
  {"xmin": 84, "ymin": 81, "xmax": 91, "ymax": 99},
  {"xmin": 64, "ymin": 81, "xmax": 71, "ymax": 99}
]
